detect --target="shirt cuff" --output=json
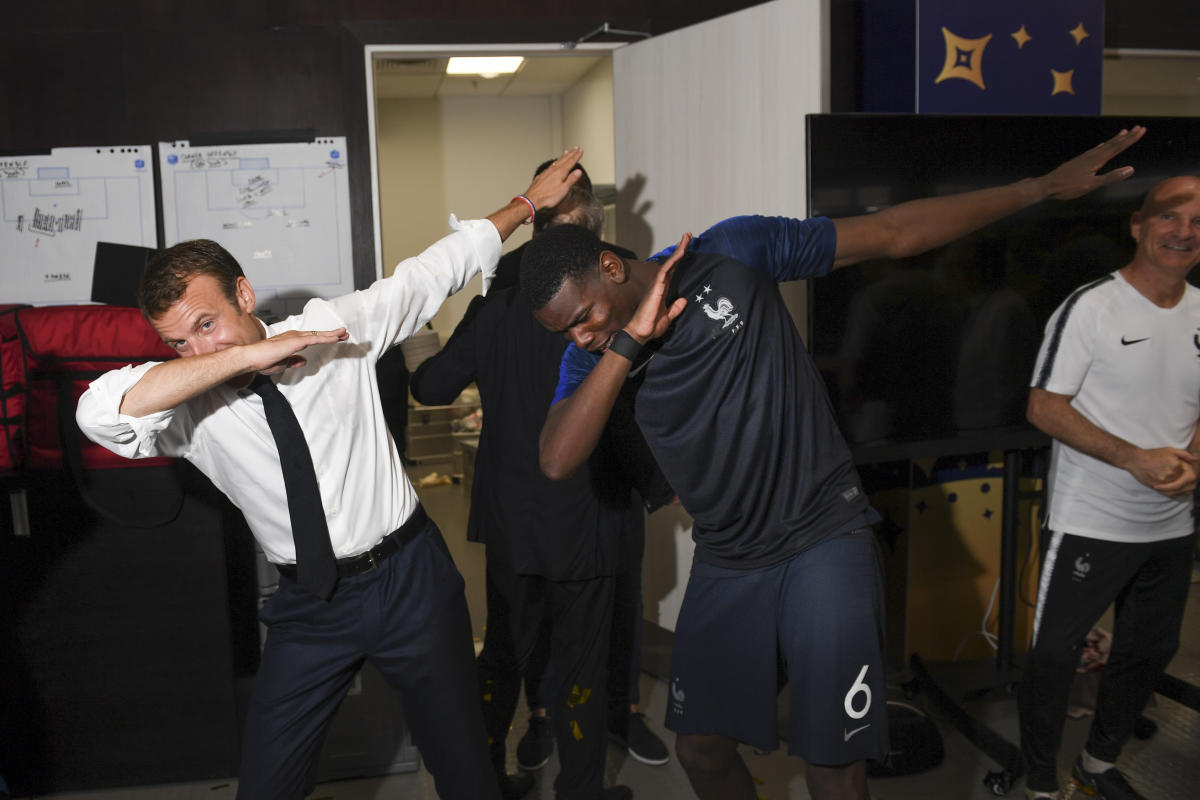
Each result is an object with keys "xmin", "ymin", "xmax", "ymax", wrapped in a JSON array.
[{"xmin": 449, "ymin": 213, "xmax": 501, "ymax": 296}]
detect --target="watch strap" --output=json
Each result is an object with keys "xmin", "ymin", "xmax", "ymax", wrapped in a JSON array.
[{"xmin": 607, "ymin": 329, "xmax": 644, "ymax": 362}]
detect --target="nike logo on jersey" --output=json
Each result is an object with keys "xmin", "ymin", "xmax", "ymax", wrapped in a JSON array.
[
  {"xmin": 1120, "ymin": 336, "xmax": 1150, "ymax": 345},
  {"xmin": 843, "ymin": 723, "xmax": 871, "ymax": 742}
]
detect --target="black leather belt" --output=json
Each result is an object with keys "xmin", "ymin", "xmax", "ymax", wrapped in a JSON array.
[{"xmin": 274, "ymin": 505, "xmax": 428, "ymax": 581}]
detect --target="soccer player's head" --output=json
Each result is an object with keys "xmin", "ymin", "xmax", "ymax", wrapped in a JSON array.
[{"xmin": 522, "ymin": 224, "xmax": 641, "ymax": 354}]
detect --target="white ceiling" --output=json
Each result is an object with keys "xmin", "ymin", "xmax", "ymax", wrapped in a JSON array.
[{"xmin": 373, "ymin": 54, "xmax": 607, "ymax": 99}]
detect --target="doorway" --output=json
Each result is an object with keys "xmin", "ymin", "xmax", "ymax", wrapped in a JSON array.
[{"xmin": 365, "ymin": 45, "xmax": 622, "ymax": 343}]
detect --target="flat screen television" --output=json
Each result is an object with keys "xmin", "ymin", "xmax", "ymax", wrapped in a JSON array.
[{"xmin": 806, "ymin": 114, "xmax": 1200, "ymax": 453}]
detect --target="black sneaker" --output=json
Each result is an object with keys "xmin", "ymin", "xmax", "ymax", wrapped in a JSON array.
[
  {"xmin": 498, "ymin": 770, "xmax": 535, "ymax": 800},
  {"xmin": 1072, "ymin": 756, "xmax": 1146, "ymax": 800},
  {"xmin": 516, "ymin": 714, "xmax": 555, "ymax": 771},
  {"xmin": 610, "ymin": 711, "xmax": 670, "ymax": 766},
  {"xmin": 602, "ymin": 786, "xmax": 633, "ymax": 800}
]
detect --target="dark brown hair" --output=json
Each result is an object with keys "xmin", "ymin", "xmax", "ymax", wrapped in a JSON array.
[{"xmin": 139, "ymin": 239, "xmax": 245, "ymax": 319}]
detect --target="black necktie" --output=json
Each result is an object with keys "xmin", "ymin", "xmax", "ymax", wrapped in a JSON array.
[{"xmin": 250, "ymin": 374, "xmax": 339, "ymax": 600}]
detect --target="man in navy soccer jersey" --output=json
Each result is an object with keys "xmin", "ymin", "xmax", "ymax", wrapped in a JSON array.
[{"xmin": 520, "ymin": 128, "xmax": 1145, "ymax": 800}]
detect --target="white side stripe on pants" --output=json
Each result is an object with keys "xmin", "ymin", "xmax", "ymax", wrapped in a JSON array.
[{"xmin": 1031, "ymin": 529, "xmax": 1065, "ymax": 648}]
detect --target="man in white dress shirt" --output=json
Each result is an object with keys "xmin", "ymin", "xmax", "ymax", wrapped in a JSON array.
[{"xmin": 75, "ymin": 150, "xmax": 584, "ymax": 800}]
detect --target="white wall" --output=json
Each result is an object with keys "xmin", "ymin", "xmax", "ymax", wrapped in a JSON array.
[{"xmin": 563, "ymin": 60, "xmax": 616, "ymax": 186}]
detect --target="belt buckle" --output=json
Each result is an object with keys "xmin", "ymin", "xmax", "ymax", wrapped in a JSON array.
[{"xmin": 363, "ymin": 548, "xmax": 378, "ymax": 572}]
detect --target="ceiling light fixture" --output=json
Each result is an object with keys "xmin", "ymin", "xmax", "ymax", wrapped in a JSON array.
[{"xmin": 446, "ymin": 56, "xmax": 524, "ymax": 79}]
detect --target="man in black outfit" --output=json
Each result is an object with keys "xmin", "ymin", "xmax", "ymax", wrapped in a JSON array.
[{"xmin": 410, "ymin": 163, "xmax": 671, "ymax": 800}]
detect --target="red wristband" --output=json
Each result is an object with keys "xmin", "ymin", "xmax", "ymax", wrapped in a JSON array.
[{"xmin": 512, "ymin": 195, "xmax": 536, "ymax": 225}]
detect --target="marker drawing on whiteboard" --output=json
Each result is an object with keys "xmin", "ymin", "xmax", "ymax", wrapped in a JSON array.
[
  {"xmin": 253, "ymin": 250, "xmax": 273, "ymax": 260},
  {"xmin": 28, "ymin": 208, "xmax": 83, "ymax": 237}
]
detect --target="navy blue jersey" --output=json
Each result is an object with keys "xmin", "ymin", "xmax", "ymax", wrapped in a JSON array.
[{"xmin": 554, "ymin": 216, "xmax": 879, "ymax": 568}]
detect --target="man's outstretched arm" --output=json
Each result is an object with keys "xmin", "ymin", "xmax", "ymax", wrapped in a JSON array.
[{"xmin": 831, "ymin": 126, "xmax": 1145, "ymax": 269}]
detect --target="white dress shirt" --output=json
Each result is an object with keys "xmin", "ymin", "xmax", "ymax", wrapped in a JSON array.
[{"xmin": 76, "ymin": 217, "xmax": 500, "ymax": 564}]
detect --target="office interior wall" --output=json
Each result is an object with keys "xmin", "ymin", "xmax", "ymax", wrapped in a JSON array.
[
  {"xmin": 375, "ymin": 94, "xmax": 560, "ymax": 344},
  {"xmin": 374, "ymin": 64, "xmax": 616, "ymax": 346},
  {"xmin": 1102, "ymin": 53, "xmax": 1200, "ymax": 117}
]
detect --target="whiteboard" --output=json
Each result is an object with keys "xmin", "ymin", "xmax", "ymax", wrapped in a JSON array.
[
  {"xmin": 159, "ymin": 138, "xmax": 353, "ymax": 319},
  {"xmin": 0, "ymin": 145, "xmax": 156, "ymax": 305}
]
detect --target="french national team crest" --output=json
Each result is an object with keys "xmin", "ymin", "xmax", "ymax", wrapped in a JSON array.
[
  {"xmin": 697, "ymin": 284, "xmax": 744, "ymax": 337},
  {"xmin": 914, "ymin": 0, "xmax": 1102, "ymax": 113}
]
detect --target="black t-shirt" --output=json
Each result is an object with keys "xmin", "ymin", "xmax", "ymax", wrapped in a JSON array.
[{"xmin": 409, "ymin": 241, "xmax": 669, "ymax": 579}]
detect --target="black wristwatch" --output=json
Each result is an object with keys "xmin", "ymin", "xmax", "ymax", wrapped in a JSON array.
[{"xmin": 607, "ymin": 329, "xmax": 644, "ymax": 362}]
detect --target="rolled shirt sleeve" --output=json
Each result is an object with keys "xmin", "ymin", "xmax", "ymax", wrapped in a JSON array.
[{"xmin": 76, "ymin": 361, "xmax": 193, "ymax": 459}]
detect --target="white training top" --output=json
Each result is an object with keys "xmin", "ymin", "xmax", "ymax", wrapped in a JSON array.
[{"xmin": 1031, "ymin": 270, "xmax": 1200, "ymax": 543}]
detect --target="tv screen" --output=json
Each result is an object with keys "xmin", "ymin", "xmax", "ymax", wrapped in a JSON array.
[{"xmin": 806, "ymin": 114, "xmax": 1200, "ymax": 450}]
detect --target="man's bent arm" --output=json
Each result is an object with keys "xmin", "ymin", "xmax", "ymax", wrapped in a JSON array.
[
  {"xmin": 120, "ymin": 328, "xmax": 348, "ymax": 418},
  {"xmin": 831, "ymin": 127, "xmax": 1145, "ymax": 268},
  {"xmin": 540, "ymin": 235, "xmax": 691, "ymax": 480},
  {"xmin": 540, "ymin": 352, "xmax": 632, "ymax": 480},
  {"xmin": 1027, "ymin": 386, "xmax": 1195, "ymax": 493},
  {"xmin": 409, "ymin": 296, "xmax": 482, "ymax": 406}
]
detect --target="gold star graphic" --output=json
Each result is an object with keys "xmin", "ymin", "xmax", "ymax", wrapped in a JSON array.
[
  {"xmin": 935, "ymin": 27, "xmax": 992, "ymax": 90},
  {"xmin": 1051, "ymin": 69, "xmax": 1075, "ymax": 95},
  {"xmin": 1069, "ymin": 23, "xmax": 1090, "ymax": 45},
  {"xmin": 1011, "ymin": 25, "xmax": 1032, "ymax": 49}
]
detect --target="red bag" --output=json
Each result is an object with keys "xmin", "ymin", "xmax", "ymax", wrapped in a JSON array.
[
  {"xmin": 0, "ymin": 305, "xmax": 29, "ymax": 472},
  {"xmin": 0, "ymin": 305, "xmax": 177, "ymax": 473}
]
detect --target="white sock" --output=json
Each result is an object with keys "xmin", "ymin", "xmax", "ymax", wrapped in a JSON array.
[{"xmin": 1081, "ymin": 749, "xmax": 1116, "ymax": 774}]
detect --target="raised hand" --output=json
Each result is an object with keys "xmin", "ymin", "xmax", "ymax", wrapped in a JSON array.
[
  {"xmin": 523, "ymin": 147, "xmax": 584, "ymax": 211},
  {"xmin": 627, "ymin": 233, "xmax": 692, "ymax": 344},
  {"xmin": 1036, "ymin": 126, "xmax": 1146, "ymax": 201}
]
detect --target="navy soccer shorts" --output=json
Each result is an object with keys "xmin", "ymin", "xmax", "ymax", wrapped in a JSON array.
[{"xmin": 665, "ymin": 529, "xmax": 889, "ymax": 765}]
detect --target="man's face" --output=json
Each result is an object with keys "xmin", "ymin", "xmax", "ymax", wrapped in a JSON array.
[
  {"xmin": 151, "ymin": 273, "xmax": 262, "ymax": 357},
  {"xmin": 1130, "ymin": 177, "xmax": 1200, "ymax": 277},
  {"xmin": 534, "ymin": 270, "xmax": 638, "ymax": 354}
]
